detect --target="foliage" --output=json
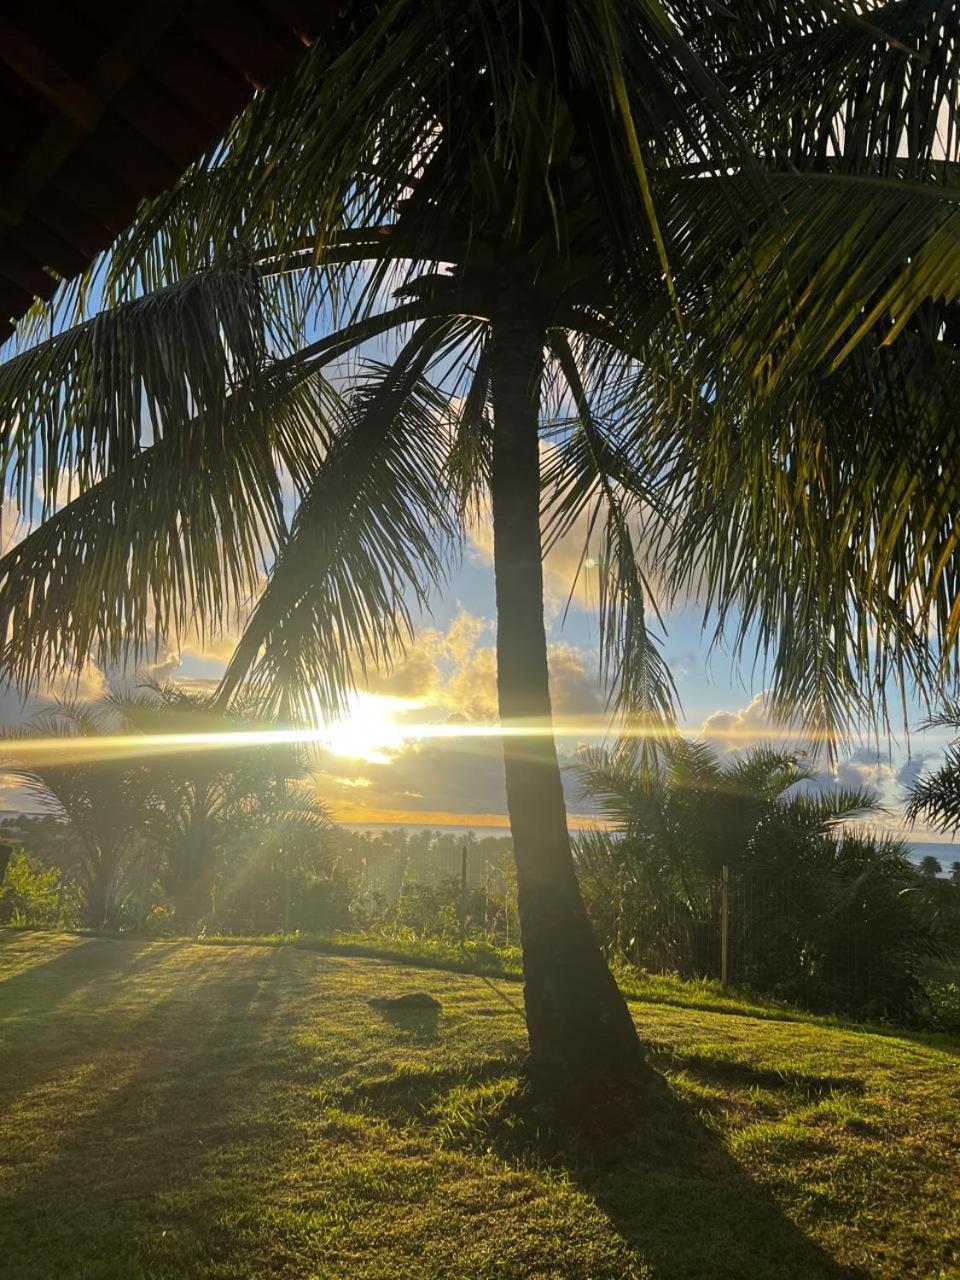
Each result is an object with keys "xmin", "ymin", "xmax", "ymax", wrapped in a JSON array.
[
  {"xmin": 0, "ymin": 702, "xmax": 151, "ymax": 928},
  {"xmin": 0, "ymin": 686, "xmax": 332, "ymax": 932},
  {"xmin": 907, "ymin": 706, "xmax": 960, "ymax": 833},
  {"xmin": 113, "ymin": 682, "xmax": 331, "ymax": 928},
  {"xmin": 0, "ymin": 850, "xmax": 81, "ymax": 928},
  {"xmin": 575, "ymin": 739, "xmax": 946, "ymax": 1021},
  {"xmin": 921, "ymin": 981, "xmax": 960, "ymax": 1037},
  {"xmin": 334, "ymin": 829, "xmax": 520, "ymax": 947}
]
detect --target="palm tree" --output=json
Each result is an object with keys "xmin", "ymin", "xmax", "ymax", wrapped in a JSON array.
[
  {"xmin": 576, "ymin": 738, "xmax": 941, "ymax": 1018},
  {"xmin": 0, "ymin": 2, "xmax": 959, "ymax": 1086},
  {"xmin": 0, "ymin": 702, "xmax": 147, "ymax": 929},
  {"xmin": 115, "ymin": 684, "xmax": 331, "ymax": 930},
  {"xmin": 0, "ymin": 689, "xmax": 330, "ymax": 931},
  {"xmin": 575, "ymin": 739, "xmax": 878, "ymax": 973}
]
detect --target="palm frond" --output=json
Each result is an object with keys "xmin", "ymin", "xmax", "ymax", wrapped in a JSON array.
[
  {"xmin": 0, "ymin": 264, "xmax": 289, "ymax": 515},
  {"xmin": 0, "ymin": 359, "xmax": 341, "ymax": 690},
  {"xmin": 218, "ymin": 323, "xmax": 465, "ymax": 717},
  {"xmin": 777, "ymin": 785, "xmax": 881, "ymax": 834},
  {"xmin": 545, "ymin": 329, "xmax": 676, "ymax": 725},
  {"xmin": 906, "ymin": 742, "xmax": 960, "ymax": 833}
]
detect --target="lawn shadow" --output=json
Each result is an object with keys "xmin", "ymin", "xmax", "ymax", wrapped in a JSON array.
[
  {"xmin": 0, "ymin": 945, "xmax": 294, "ymax": 1277},
  {"xmin": 0, "ymin": 936, "xmax": 183, "ymax": 1025},
  {"xmin": 649, "ymin": 1045, "xmax": 866, "ymax": 1099},
  {"xmin": 566, "ymin": 1075, "xmax": 872, "ymax": 1280},
  {"xmin": 342, "ymin": 1055, "xmax": 873, "ymax": 1280}
]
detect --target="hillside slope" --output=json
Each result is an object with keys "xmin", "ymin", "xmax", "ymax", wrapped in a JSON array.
[{"xmin": 0, "ymin": 931, "xmax": 956, "ymax": 1279}]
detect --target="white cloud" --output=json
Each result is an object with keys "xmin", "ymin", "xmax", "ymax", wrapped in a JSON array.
[{"xmin": 700, "ymin": 691, "xmax": 796, "ymax": 747}]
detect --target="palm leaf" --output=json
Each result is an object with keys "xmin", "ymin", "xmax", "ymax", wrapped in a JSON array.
[{"xmin": 217, "ymin": 322, "xmax": 465, "ymax": 717}]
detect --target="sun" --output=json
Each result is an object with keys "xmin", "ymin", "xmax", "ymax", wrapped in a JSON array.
[{"xmin": 318, "ymin": 693, "xmax": 418, "ymax": 764}]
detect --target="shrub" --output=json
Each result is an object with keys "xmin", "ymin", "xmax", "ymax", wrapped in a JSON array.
[
  {"xmin": 921, "ymin": 981, "xmax": 960, "ymax": 1035},
  {"xmin": 0, "ymin": 850, "xmax": 82, "ymax": 928}
]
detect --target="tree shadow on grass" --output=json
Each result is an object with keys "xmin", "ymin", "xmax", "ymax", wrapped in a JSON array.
[
  {"xmin": 565, "ymin": 1078, "xmax": 871, "ymax": 1280},
  {"xmin": 0, "ymin": 935, "xmax": 179, "ymax": 1023},
  {"xmin": 648, "ymin": 1045, "xmax": 866, "ymax": 1099},
  {"xmin": 0, "ymin": 940, "xmax": 196, "ymax": 1113},
  {"xmin": 340, "ymin": 1056, "xmax": 873, "ymax": 1280}
]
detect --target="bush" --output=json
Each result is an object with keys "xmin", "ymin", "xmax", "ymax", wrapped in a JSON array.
[
  {"xmin": 921, "ymin": 981, "xmax": 960, "ymax": 1035},
  {"xmin": 0, "ymin": 850, "xmax": 82, "ymax": 928}
]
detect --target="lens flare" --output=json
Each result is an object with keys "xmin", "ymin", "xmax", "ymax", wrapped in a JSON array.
[{"xmin": 0, "ymin": 711, "xmax": 833, "ymax": 769}]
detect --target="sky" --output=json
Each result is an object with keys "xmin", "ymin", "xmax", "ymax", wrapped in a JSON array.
[{"xmin": 2, "ymin": 486, "xmax": 956, "ymax": 867}]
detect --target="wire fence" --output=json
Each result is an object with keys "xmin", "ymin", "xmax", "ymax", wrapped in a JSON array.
[{"xmin": 211, "ymin": 840, "xmax": 793, "ymax": 987}]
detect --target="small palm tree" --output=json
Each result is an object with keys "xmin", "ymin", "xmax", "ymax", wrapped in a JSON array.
[
  {"xmin": 114, "ymin": 684, "xmax": 331, "ymax": 930},
  {"xmin": 576, "ymin": 738, "xmax": 940, "ymax": 1018},
  {"xmin": 575, "ymin": 739, "xmax": 877, "ymax": 973},
  {"xmin": 0, "ymin": 2, "xmax": 959, "ymax": 1086},
  {"xmin": 0, "ymin": 702, "xmax": 147, "ymax": 929},
  {"xmin": 0, "ymin": 689, "xmax": 330, "ymax": 931}
]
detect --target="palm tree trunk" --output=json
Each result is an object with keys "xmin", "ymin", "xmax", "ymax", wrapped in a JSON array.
[
  {"xmin": 489, "ymin": 282, "xmax": 646, "ymax": 1089},
  {"xmin": 83, "ymin": 855, "xmax": 114, "ymax": 931}
]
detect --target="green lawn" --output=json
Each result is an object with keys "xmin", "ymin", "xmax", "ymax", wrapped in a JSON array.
[{"xmin": 0, "ymin": 932, "xmax": 957, "ymax": 1279}]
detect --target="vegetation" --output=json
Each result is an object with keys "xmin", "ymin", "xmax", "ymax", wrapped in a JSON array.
[
  {"xmin": 0, "ymin": 851, "xmax": 80, "ymax": 928},
  {"xmin": 575, "ymin": 741, "xmax": 949, "ymax": 1023},
  {"xmin": 1, "ymin": 2, "xmax": 960, "ymax": 1090},
  {"xmin": 6, "ymin": 805, "xmax": 956, "ymax": 1032},
  {"xmin": 0, "ymin": 701, "xmax": 148, "ymax": 929},
  {"xmin": 1, "ymin": 930, "xmax": 957, "ymax": 1279},
  {"xmin": 0, "ymin": 686, "xmax": 330, "ymax": 931}
]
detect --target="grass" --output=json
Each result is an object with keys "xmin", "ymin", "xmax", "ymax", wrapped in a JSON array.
[
  {"xmin": 190, "ymin": 926, "xmax": 855, "ymax": 1026},
  {"xmin": 0, "ymin": 931, "xmax": 957, "ymax": 1279},
  {"xmin": 195, "ymin": 926, "xmax": 960, "ymax": 1039}
]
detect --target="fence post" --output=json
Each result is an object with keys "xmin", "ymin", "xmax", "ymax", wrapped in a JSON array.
[
  {"xmin": 720, "ymin": 864, "xmax": 730, "ymax": 989},
  {"xmin": 459, "ymin": 843, "xmax": 469, "ymax": 946},
  {"xmin": 283, "ymin": 854, "xmax": 291, "ymax": 936}
]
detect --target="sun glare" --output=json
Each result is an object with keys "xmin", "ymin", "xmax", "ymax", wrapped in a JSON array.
[
  {"xmin": 318, "ymin": 693, "xmax": 417, "ymax": 764},
  {"xmin": 0, "ymin": 708, "xmax": 846, "ymax": 770}
]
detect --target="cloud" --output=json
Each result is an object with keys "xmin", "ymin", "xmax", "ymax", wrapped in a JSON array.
[
  {"xmin": 443, "ymin": 640, "xmax": 498, "ymax": 718},
  {"xmin": 700, "ymin": 691, "xmax": 792, "ymax": 747},
  {"xmin": 312, "ymin": 733, "xmax": 591, "ymax": 828},
  {"xmin": 310, "ymin": 610, "xmax": 608, "ymax": 823},
  {"xmin": 696, "ymin": 694, "xmax": 909, "ymax": 813},
  {"xmin": 544, "ymin": 643, "xmax": 604, "ymax": 717},
  {"xmin": 362, "ymin": 609, "xmax": 605, "ymax": 723},
  {"xmin": 895, "ymin": 753, "xmax": 932, "ymax": 793},
  {"xmin": 0, "ymin": 657, "xmax": 111, "ymax": 730},
  {"xmin": 830, "ymin": 746, "xmax": 896, "ymax": 793}
]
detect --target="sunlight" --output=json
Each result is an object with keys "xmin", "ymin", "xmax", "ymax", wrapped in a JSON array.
[
  {"xmin": 317, "ymin": 692, "xmax": 418, "ymax": 764},
  {"xmin": 0, "ymin": 715, "xmax": 845, "ymax": 769}
]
